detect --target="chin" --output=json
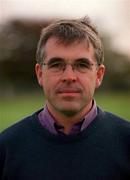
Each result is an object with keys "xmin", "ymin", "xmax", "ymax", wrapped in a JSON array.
[
  {"xmin": 59, "ymin": 108, "xmax": 79, "ymax": 117},
  {"xmin": 57, "ymin": 103, "xmax": 82, "ymax": 116}
]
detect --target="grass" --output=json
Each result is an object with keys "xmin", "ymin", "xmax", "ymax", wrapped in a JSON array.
[
  {"xmin": 0, "ymin": 91, "xmax": 130, "ymax": 132},
  {"xmin": 0, "ymin": 92, "xmax": 44, "ymax": 132},
  {"xmin": 95, "ymin": 91, "xmax": 130, "ymax": 121}
]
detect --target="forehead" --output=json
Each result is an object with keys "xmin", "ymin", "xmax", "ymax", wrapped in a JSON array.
[{"xmin": 44, "ymin": 37, "xmax": 95, "ymax": 62}]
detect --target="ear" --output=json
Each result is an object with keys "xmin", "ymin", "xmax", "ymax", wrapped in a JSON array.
[
  {"xmin": 96, "ymin": 64, "xmax": 105, "ymax": 88},
  {"xmin": 35, "ymin": 63, "xmax": 44, "ymax": 86}
]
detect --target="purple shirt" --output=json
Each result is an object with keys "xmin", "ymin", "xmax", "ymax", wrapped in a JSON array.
[{"xmin": 38, "ymin": 100, "xmax": 97, "ymax": 135}]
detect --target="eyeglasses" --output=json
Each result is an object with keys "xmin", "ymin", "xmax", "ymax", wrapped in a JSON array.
[{"xmin": 42, "ymin": 58, "xmax": 96, "ymax": 74}]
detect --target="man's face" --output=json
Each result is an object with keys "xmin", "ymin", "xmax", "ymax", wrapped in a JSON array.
[{"xmin": 35, "ymin": 37, "xmax": 105, "ymax": 117}]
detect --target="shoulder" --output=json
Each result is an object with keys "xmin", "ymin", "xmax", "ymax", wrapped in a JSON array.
[
  {"xmin": 0, "ymin": 116, "xmax": 30, "ymax": 144},
  {"xmin": 0, "ymin": 110, "xmax": 41, "ymax": 146},
  {"xmin": 96, "ymin": 108, "xmax": 130, "ymax": 137},
  {"xmin": 95, "ymin": 109, "xmax": 130, "ymax": 168},
  {"xmin": 94, "ymin": 108, "xmax": 130, "ymax": 156},
  {"xmin": 103, "ymin": 111, "xmax": 130, "ymax": 129},
  {"xmin": 98, "ymin": 108, "xmax": 130, "ymax": 140},
  {"xmin": 98, "ymin": 107, "xmax": 130, "ymax": 126}
]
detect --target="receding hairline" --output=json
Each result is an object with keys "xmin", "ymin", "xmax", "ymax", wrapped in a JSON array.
[{"xmin": 36, "ymin": 17, "xmax": 104, "ymax": 65}]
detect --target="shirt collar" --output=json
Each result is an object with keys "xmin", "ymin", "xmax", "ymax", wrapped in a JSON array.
[{"xmin": 38, "ymin": 100, "xmax": 97, "ymax": 135}]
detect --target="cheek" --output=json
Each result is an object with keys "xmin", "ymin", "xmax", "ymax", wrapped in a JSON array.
[
  {"xmin": 80, "ymin": 74, "xmax": 97, "ymax": 90},
  {"xmin": 42, "ymin": 75, "xmax": 59, "ymax": 94}
]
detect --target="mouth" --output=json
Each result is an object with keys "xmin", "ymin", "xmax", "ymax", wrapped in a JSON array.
[
  {"xmin": 57, "ymin": 87, "xmax": 81, "ymax": 93},
  {"xmin": 56, "ymin": 88, "xmax": 82, "ymax": 99}
]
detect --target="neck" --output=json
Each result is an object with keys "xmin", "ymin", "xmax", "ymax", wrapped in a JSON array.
[{"xmin": 46, "ymin": 101, "xmax": 93, "ymax": 134}]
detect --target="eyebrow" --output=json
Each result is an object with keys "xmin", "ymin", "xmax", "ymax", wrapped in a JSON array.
[
  {"xmin": 75, "ymin": 58, "xmax": 92, "ymax": 63},
  {"xmin": 47, "ymin": 57, "xmax": 64, "ymax": 64}
]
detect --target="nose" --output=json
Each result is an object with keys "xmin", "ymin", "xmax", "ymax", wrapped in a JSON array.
[{"xmin": 61, "ymin": 64, "xmax": 77, "ymax": 82}]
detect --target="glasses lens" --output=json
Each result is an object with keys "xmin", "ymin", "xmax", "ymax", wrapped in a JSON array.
[
  {"xmin": 48, "ymin": 61, "xmax": 65, "ymax": 72},
  {"xmin": 74, "ymin": 60, "xmax": 93, "ymax": 72}
]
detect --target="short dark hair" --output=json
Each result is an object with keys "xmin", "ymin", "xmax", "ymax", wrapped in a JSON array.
[{"xmin": 36, "ymin": 16, "xmax": 104, "ymax": 65}]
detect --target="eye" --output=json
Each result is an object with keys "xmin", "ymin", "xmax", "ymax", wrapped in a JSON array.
[
  {"xmin": 75, "ymin": 61, "xmax": 90, "ymax": 69},
  {"xmin": 49, "ymin": 62, "xmax": 59, "ymax": 68},
  {"xmin": 79, "ymin": 62, "xmax": 90, "ymax": 68},
  {"xmin": 48, "ymin": 61, "xmax": 64, "ymax": 71},
  {"xmin": 75, "ymin": 58, "xmax": 94, "ymax": 70}
]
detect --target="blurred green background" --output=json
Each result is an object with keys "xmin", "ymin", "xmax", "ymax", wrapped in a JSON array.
[
  {"xmin": 0, "ymin": 91, "xmax": 130, "ymax": 132},
  {"xmin": 0, "ymin": 18, "xmax": 130, "ymax": 132}
]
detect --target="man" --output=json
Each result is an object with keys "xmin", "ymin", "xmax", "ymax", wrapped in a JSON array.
[{"xmin": 0, "ymin": 16, "xmax": 130, "ymax": 180}]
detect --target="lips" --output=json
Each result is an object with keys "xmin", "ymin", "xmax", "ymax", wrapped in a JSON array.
[
  {"xmin": 57, "ymin": 89, "xmax": 80, "ymax": 93},
  {"xmin": 55, "ymin": 86, "xmax": 82, "ymax": 94}
]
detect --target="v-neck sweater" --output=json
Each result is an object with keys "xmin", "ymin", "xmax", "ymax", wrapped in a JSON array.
[{"xmin": 0, "ymin": 108, "xmax": 130, "ymax": 180}]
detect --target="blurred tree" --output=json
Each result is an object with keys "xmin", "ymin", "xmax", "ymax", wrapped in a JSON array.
[
  {"xmin": 101, "ymin": 35, "xmax": 130, "ymax": 91},
  {"xmin": 0, "ymin": 19, "xmax": 50, "ymax": 95}
]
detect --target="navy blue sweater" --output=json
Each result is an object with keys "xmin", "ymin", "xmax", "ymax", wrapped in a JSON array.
[{"xmin": 0, "ymin": 108, "xmax": 130, "ymax": 180}]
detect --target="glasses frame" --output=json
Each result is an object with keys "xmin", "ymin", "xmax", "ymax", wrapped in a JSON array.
[{"xmin": 42, "ymin": 58, "xmax": 99, "ymax": 74}]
